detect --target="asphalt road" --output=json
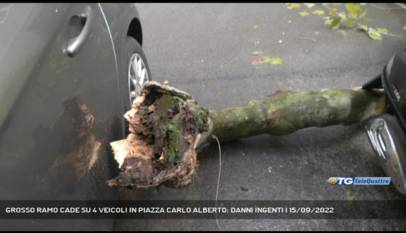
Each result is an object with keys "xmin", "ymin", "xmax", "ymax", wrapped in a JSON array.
[{"xmin": 116, "ymin": 3, "xmax": 406, "ymax": 230}]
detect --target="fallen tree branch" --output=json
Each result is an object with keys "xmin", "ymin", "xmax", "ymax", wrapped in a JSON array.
[
  {"xmin": 107, "ymin": 81, "xmax": 388, "ymax": 189},
  {"xmin": 210, "ymin": 88, "xmax": 387, "ymax": 142}
]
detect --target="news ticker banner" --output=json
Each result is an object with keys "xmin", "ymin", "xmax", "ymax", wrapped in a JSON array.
[{"xmin": 0, "ymin": 200, "xmax": 406, "ymax": 219}]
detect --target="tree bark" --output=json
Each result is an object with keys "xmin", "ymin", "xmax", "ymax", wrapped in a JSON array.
[
  {"xmin": 107, "ymin": 81, "xmax": 388, "ymax": 189},
  {"xmin": 210, "ymin": 88, "xmax": 387, "ymax": 142}
]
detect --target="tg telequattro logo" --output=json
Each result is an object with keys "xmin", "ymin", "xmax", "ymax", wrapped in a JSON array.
[{"xmin": 327, "ymin": 177, "xmax": 391, "ymax": 185}]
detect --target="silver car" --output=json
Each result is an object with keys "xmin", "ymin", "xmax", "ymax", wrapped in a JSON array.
[{"xmin": 0, "ymin": 3, "xmax": 150, "ymax": 230}]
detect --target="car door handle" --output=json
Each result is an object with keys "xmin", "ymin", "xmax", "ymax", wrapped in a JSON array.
[{"xmin": 64, "ymin": 6, "xmax": 93, "ymax": 57}]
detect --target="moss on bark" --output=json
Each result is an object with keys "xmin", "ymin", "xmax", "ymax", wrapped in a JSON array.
[{"xmin": 108, "ymin": 82, "xmax": 209, "ymax": 188}]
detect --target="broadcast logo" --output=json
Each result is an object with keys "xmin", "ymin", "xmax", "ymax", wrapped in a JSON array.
[{"xmin": 327, "ymin": 177, "xmax": 391, "ymax": 185}]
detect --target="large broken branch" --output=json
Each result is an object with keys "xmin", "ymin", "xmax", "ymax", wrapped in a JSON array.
[
  {"xmin": 210, "ymin": 88, "xmax": 387, "ymax": 142},
  {"xmin": 107, "ymin": 81, "xmax": 388, "ymax": 189}
]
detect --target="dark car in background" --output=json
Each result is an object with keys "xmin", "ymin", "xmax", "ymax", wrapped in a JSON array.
[
  {"xmin": 0, "ymin": 3, "xmax": 150, "ymax": 230},
  {"xmin": 364, "ymin": 49, "xmax": 406, "ymax": 196}
]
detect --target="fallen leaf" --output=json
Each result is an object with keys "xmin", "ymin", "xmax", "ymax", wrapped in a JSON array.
[
  {"xmin": 358, "ymin": 24, "xmax": 368, "ymax": 32},
  {"xmin": 259, "ymin": 56, "xmax": 283, "ymax": 65},
  {"xmin": 376, "ymin": 27, "xmax": 388, "ymax": 34},
  {"xmin": 367, "ymin": 27, "xmax": 383, "ymax": 40},
  {"xmin": 299, "ymin": 11, "xmax": 310, "ymax": 17},
  {"xmin": 270, "ymin": 57, "xmax": 284, "ymax": 65},
  {"xmin": 345, "ymin": 3, "xmax": 362, "ymax": 16},
  {"xmin": 304, "ymin": 3, "xmax": 315, "ymax": 9},
  {"xmin": 252, "ymin": 51, "xmax": 264, "ymax": 56},
  {"xmin": 286, "ymin": 3, "xmax": 301, "ymax": 10},
  {"xmin": 338, "ymin": 12, "xmax": 347, "ymax": 20},
  {"xmin": 327, "ymin": 7, "xmax": 339, "ymax": 17},
  {"xmin": 325, "ymin": 16, "xmax": 341, "ymax": 29},
  {"xmin": 403, "ymin": 25, "xmax": 406, "ymax": 31},
  {"xmin": 312, "ymin": 9, "xmax": 325, "ymax": 16},
  {"xmin": 347, "ymin": 18, "xmax": 355, "ymax": 29}
]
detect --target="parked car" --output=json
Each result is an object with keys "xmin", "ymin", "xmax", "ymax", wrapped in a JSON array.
[
  {"xmin": 363, "ymin": 49, "xmax": 406, "ymax": 195},
  {"xmin": 0, "ymin": 3, "xmax": 150, "ymax": 230}
]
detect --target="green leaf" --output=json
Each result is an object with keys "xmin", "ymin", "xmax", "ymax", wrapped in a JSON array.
[
  {"xmin": 259, "ymin": 56, "xmax": 283, "ymax": 65},
  {"xmin": 324, "ymin": 16, "xmax": 332, "ymax": 26},
  {"xmin": 271, "ymin": 57, "xmax": 284, "ymax": 65},
  {"xmin": 304, "ymin": 3, "xmax": 315, "ymax": 9},
  {"xmin": 286, "ymin": 3, "xmax": 301, "ymax": 10},
  {"xmin": 325, "ymin": 17, "xmax": 341, "ymax": 29},
  {"xmin": 358, "ymin": 24, "xmax": 368, "ymax": 32},
  {"xmin": 347, "ymin": 18, "xmax": 355, "ymax": 29},
  {"xmin": 338, "ymin": 12, "xmax": 346, "ymax": 20},
  {"xmin": 259, "ymin": 56, "xmax": 272, "ymax": 64},
  {"xmin": 299, "ymin": 11, "xmax": 310, "ymax": 17},
  {"xmin": 254, "ymin": 56, "xmax": 283, "ymax": 65},
  {"xmin": 376, "ymin": 27, "xmax": 388, "ymax": 34},
  {"xmin": 331, "ymin": 18, "xmax": 342, "ymax": 29},
  {"xmin": 327, "ymin": 7, "xmax": 338, "ymax": 17},
  {"xmin": 345, "ymin": 3, "xmax": 362, "ymax": 16},
  {"xmin": 367, "ymin": 28, "xmax": 383, "ymax": 40},
  {"xmin": 312, "ymin": 9, "xmax": 325, "ymax": 16},
  {"xmin": 252, "ymin": 51, "xmax": 264, "ymax": 56}
]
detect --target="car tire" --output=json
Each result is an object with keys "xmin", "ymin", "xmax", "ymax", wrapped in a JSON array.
[
  {"xmin": 122, "ymin": 36, "xmax": 151, "ymax": 134},
  {"xmin": 124, "ymin": 36, "xmax": 151, "ymax": 110}
]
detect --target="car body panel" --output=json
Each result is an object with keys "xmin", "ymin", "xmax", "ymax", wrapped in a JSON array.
[
  {"xmin": 0, "ymin": 3, "xmax": 138, "ymax": 230},
  {"xmin": 99, "ymin": 3, "xmax": 142, "ymax": 112},
  {"xmin": 0, "ymin": 3, "xmax": 69, "ymax": 131},
  {"xmin": 366, "ymin": 114, "xmax": 406, "ymax": 195}
]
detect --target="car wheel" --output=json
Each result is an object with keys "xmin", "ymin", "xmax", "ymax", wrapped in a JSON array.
[
  {"xmin": 121, "ymin": 36, "xmax": 151, "ymax": 135},
  {"xmin": 125, "ymin": 36, "xmax": 151, "ymax": 107}
]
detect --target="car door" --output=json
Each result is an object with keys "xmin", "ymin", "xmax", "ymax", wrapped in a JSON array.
[{"xmin": 0, "ymin": 3, "xmax": 122, "ymax": 204}]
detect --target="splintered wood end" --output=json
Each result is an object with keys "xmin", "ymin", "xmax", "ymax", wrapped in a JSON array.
[
  {"xmin": 107, "ymin": 81, "xmax": 210, "ymax": 189},
  {"xmin": 110, "ymin": 139, "xmax": 130, "ymax": 168}
]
